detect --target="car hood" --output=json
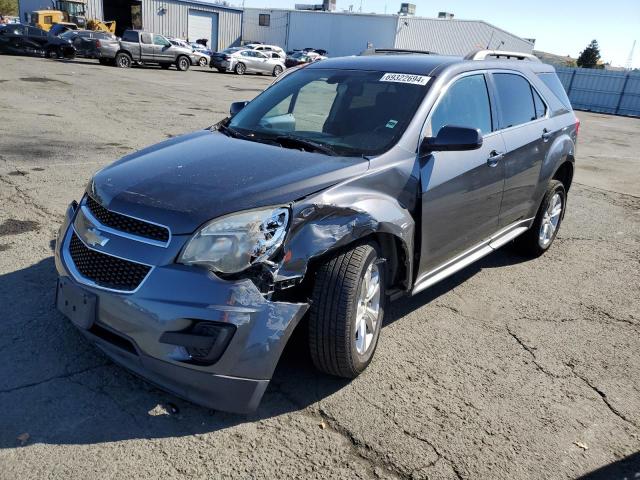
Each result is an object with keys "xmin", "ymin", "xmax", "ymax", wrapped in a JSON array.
[{"xmin": 90, "ymin": 130, "xmax": 369, "ymax": 234}]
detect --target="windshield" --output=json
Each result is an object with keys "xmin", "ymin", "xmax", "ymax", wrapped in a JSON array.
[
  {"xmin": 60, "ymin": 30, "xmax": 76, "ymax": 39},
  {"xmin": 228, "ymin": 68, "xmax": 429, "ymax": 157}
]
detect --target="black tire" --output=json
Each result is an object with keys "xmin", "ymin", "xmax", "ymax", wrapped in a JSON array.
[
  {"xmin": 198, "ymin": 56, "xmax": 208, "ymax": 67},
  {"xmin": 160, "ymin": 63, "xmax": 171, "ymax": 70},
  {"xmin": 308, "ymin": 243, "xmax": 385, "ymax": 378},
  {"xmin": 176, "ymin": 56, "xmax": 190, "ymax": 71},
  {"xmin": 511, "ymin": 180, "xmax": 566, "ymax": 257},
  {"xmin": 234, "ymin": 62, "xmax": 246, "ymax": 75},
  {"xmin": 272, "ymin": 65, "xmax": 283, "ymax": 77},
  {"xmin": 46, "ymin": 48, "xmax": 58, "ymax": 59},
  {"xmin": 115, "ymin": 52, "xmax": 132, "ymax": 68}
]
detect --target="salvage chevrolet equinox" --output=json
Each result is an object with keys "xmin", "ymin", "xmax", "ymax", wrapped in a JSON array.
[{"xmin": 55, "ymin": 50, "xmax": 578, "ymax": 413}]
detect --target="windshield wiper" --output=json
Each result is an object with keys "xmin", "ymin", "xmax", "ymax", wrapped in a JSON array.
[
  {"xmin": 274, "ymin": 135, "xmax": 337, "ymax": 156},
  {"xmin": 217, "ymin": 123, "xmax": 245, "ymax": 139}
]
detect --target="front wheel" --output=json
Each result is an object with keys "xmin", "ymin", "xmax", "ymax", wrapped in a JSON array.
[
  {"xmin": 176, "ymin": 56, "xmax": 190, "ymax": 71},
  {"xmin": 308, "ymin": 243, "xmax": 385, "ymax": 378},
  {"xmin": 512, "ymin": 180, "xmax": 566, "ymax": 257},
  {"xmin": 272, "ymin": 65, "xmax": 283, "ymax": 77},
  {"xmin": 198, "ymin": 56, "xmax": 208, "ymax": 67}
]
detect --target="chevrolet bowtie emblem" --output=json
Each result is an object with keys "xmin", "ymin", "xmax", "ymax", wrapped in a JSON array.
[{"xmin": 85, "ymin": 227, "xmax": 109, "ymax": 247}]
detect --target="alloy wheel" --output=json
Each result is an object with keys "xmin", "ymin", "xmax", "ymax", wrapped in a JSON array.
[
  {"xmin": 539, "ymin": 192, "xmax": 562, "ymax": 248},
  {"xmin": 354, "ymin": 262, "xmax": 381, "ymax": 355}
]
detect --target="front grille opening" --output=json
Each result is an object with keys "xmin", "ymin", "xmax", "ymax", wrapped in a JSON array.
[
  {"xmin": 69, "ymin": 232, "xmax": 151, "ymax": 291},
  {"xmin": 86, "ymin": 196, "xmax": 170, "ymax": 243},
  {"xmin": 89, "ymin": 323, "xmax": 138, "ymax": 355}
]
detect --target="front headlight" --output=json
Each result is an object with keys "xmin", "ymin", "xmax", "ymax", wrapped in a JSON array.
[{"xmin": 178, "ymin": 207, "xmax": 289, "ymax": 274}]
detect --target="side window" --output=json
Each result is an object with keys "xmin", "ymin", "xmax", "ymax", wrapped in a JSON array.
[
  {"xmin": 122, "ymin": 31, "xmax": 139, "ymax": 42},
  {"xmin": 153, "ymin": 34, "xmax": 169, "ymax": 46},
  {"xmin": 532, "ymin": 88, "xmax": 546, "ymax": 119},
  {"xmin": 537, "ymin": 72, "xmax": 572, "ymax": 110},
  {"xmin": 493, "ymin": 73, "xmax": 536, "ymax": 128},
  {"xmin": 141, "ymin": 33, "xmax": 152, "ymax": 44},
  {"xmin": 428, "ymin": 74, "xmax": 492, "ymax": 136},
  {"xmin": 44, "ymin": 15, "xmax": 53, "ymax": 24}
]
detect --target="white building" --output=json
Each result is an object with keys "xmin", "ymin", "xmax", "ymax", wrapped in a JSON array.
[{"xmin": 242, "ymin": 8, "xmax": 534, "ymax": 57}]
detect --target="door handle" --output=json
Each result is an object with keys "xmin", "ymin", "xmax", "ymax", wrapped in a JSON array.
[
  {"xmin": 487, "ymin": 150, "xmax": 504, "ymax": 167},
  {"xmin": 542, "ymin": 129, "xmax": 552, "ymax": 142}
]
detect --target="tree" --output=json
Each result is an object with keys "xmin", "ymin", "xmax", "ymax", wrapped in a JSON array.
[
  {"xmin": 0, "ymin": 0, "xmax": 18, "ymax": 16},
  {"xmin": 577, "ymin": 40, "xmax": 602, "ymax": 69}
]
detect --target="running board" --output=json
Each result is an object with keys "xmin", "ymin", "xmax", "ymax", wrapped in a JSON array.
[{"xmin": 411, "ymin": 221, "xmax": 531, "ymax": 295}]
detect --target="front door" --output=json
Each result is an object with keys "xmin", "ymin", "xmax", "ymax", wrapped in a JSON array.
[
  {"xmin": 152, "ymin": 34, "xmax": 173, "ymax": 63},
  {"xmin": 417, "ymin": 73, "xmax": 505, "ymax": 276}
]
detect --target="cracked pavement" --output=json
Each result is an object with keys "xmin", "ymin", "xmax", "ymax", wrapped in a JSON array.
[{"xmin": 0, "ymin": 56, "xmax": 639, "ymax": 479}]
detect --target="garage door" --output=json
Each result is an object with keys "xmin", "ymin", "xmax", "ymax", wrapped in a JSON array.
[{"xmin": 188, "ymin": 10, "xmax": 218, "ymax": 50}]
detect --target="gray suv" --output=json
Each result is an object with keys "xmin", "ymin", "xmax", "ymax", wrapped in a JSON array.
[{"xmin": 55, "ymin": 50, "xmax": 578, "ymax": 413}]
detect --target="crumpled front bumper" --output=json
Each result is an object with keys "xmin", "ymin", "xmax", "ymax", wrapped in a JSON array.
[{"xmin": 54, "ymin": 202, "xmax": 309, "ymax": 413}]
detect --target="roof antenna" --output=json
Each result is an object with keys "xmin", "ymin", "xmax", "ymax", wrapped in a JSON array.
[{"xmin": 486, "ymin": 31, "xmax": 495, "ymax": 49}]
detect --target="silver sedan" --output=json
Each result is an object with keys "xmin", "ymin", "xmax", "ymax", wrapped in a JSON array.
[{"xmin": 210, "ymin": 47, "xmax": 285, "ymax": 76}]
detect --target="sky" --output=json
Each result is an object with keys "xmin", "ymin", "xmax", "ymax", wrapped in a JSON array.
[{"xmin": 231, "ymin": 0, "xmax": 640, "ymax": 67}]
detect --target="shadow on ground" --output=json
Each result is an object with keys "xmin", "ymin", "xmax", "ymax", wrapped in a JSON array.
[
  {"xmin": 0, "ymin": 246, "xmax": 529, "ymax": 448},
  {"xmin": 577, "ymin": 451, "xmax": 640, "ymax": 480}
]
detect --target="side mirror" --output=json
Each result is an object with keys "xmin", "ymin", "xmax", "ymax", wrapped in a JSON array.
[
  {"xmin": 229, "ymin": 101, "xmax": 248, "ymax": 117},
  {"xmin": 420, "ymin": 125, "xmax": 483, "ymax": 154}
]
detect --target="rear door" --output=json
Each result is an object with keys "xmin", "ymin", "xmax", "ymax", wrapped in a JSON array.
[
  {"xmin": 490, "ymin": 72, "xmax": 551, "ymax": 226},
  {"xmin": 418, "ymin": 72, "xmax": 506, "ymax": 274},
  {"xmin": 140, "ymin": 32, "xmax": 154, "ymax": 61},
  {"xmin": 121, "ymin": 30, "xmax": 141, "ymax": 60}
]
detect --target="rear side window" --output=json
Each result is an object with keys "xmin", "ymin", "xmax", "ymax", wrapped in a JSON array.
[
  {"xmin": 141, "ymin": 33, "xmax": 152, "ymax": 44},
  {"xmin": 122, "ymin": 30, "xmax": 139, "ymax": 42},
  {"xmin": 532, "ymin": 88, "xmax": 547, "ymax": 119},
  {"xmin": 537, "ymin": 73, "xmax": 572, "ymax": 110},
  {"xmin": 493, "ymin": 73, "xmax": 536, "ymax": 128},
  {"xmin": 429, "ymin": 74, "xmax": 493, "ymax": 136}
]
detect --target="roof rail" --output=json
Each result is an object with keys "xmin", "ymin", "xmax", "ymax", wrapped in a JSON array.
[
  {"xmin": 360, "ymin": 48, "xmax": 437, "ymax": 56},
  {"xmin": 465, "ymin": 49, "xmax": 541, "ymax": 62}
]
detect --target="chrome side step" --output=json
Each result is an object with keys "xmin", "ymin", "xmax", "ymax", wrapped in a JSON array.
[{"xmin": 411, "ymin": 219, "xmax": 532, "ymax": 295}]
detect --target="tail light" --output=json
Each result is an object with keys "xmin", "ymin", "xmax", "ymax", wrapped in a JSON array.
[
  {"xmin": 95, "ymin": 40, "xmax": 101, "ymax": 48},
  {"xmin": 575, "ymin": 118, "xmax": 580, "ymax": 137}
]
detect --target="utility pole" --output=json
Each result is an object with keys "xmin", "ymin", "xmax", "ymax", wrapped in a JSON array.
[{"xmin": 625, "ymin": 40, "xmax": 636, "ymax": 70}]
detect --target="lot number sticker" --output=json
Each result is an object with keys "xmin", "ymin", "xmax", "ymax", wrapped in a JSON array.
[{"xmin": 380, "ymin": 73, "xmax": 430, "ymax": 86}]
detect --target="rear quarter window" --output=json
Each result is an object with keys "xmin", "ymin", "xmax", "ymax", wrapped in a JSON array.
[{"xmin": 537, "ymin": 73, "xmax": 572, "ymax": 111}]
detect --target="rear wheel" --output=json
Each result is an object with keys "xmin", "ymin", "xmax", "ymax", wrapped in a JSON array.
[
  {"xmin": 46, "ymin": 48, "xmax": 58, "ymax": 59},
  {"xmin": 308, "ymin": 243, "xmax": 385, "ymax": 378},
  {"xmin": 176, "ymin": 56, "xmax": 190, "ymax": 71},
  {"xmin": 115, "ymin": 52, "xmax": 132, "ymax": 68},
  {"xmin": 198, "ymin": 56, "xmax": 208, "ymax": 67},
  {"xmin": 512, "ymin": 180, "xmax": 566, "ymax": 257},
  {"xmin": 272, "ymin": 65, "xmax": 283, "ymax": 77},
  {"xmin": 234, "ymin": 62, "xmax": 246, "ymax": 75}
]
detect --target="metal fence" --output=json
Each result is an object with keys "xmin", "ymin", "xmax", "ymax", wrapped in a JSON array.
[{"xmin": 555, "ymin": 67, "xmax": 640, "ymax": 117}]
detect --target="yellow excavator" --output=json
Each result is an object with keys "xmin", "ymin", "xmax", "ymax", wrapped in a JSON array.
[{"xmin": 32, "ymin": 1, "xmax": 116, "ymax": 34}]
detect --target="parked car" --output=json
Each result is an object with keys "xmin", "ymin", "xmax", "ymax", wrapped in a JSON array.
[
  {"xmin": 168, "ymin": 37, "xmax": 209, "ymax": 66},
  {"xmin": 48, "ymin": 22, "xmax": 79, "ymax": 37},
  {"xmin": 55, "ymin": 50, "xmax": 578, "ymax": 414},
  {"xmin": 0, "ymin": 23, "xmax": 48, "ymax": 56},
  {"xmin": 284, "ymin": 49, "xmax": 326, "ymax": 68},
  {"xmin": 45, "ymin": 29, "xmax": 115, "ymax": 59},
  {"xmin": 210, "ymin": 47, "xmax": 284, "ymax": 76},
  {"xmin": 95, "ymin": 29, "xmax": 196, "ymax": 71},
  {"xmin": 244, "ymin": 42, "xmax": 286, "ymax": 58}
]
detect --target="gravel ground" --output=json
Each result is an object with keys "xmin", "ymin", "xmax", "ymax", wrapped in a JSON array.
[{"xmin": 0, "ymin": 55, "xmax": 639, "ymax": 480}]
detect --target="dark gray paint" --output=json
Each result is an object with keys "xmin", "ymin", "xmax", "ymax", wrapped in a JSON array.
[{"xmin": 56, "ymin": 54, "xmax": 578, "ymax": 412}]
